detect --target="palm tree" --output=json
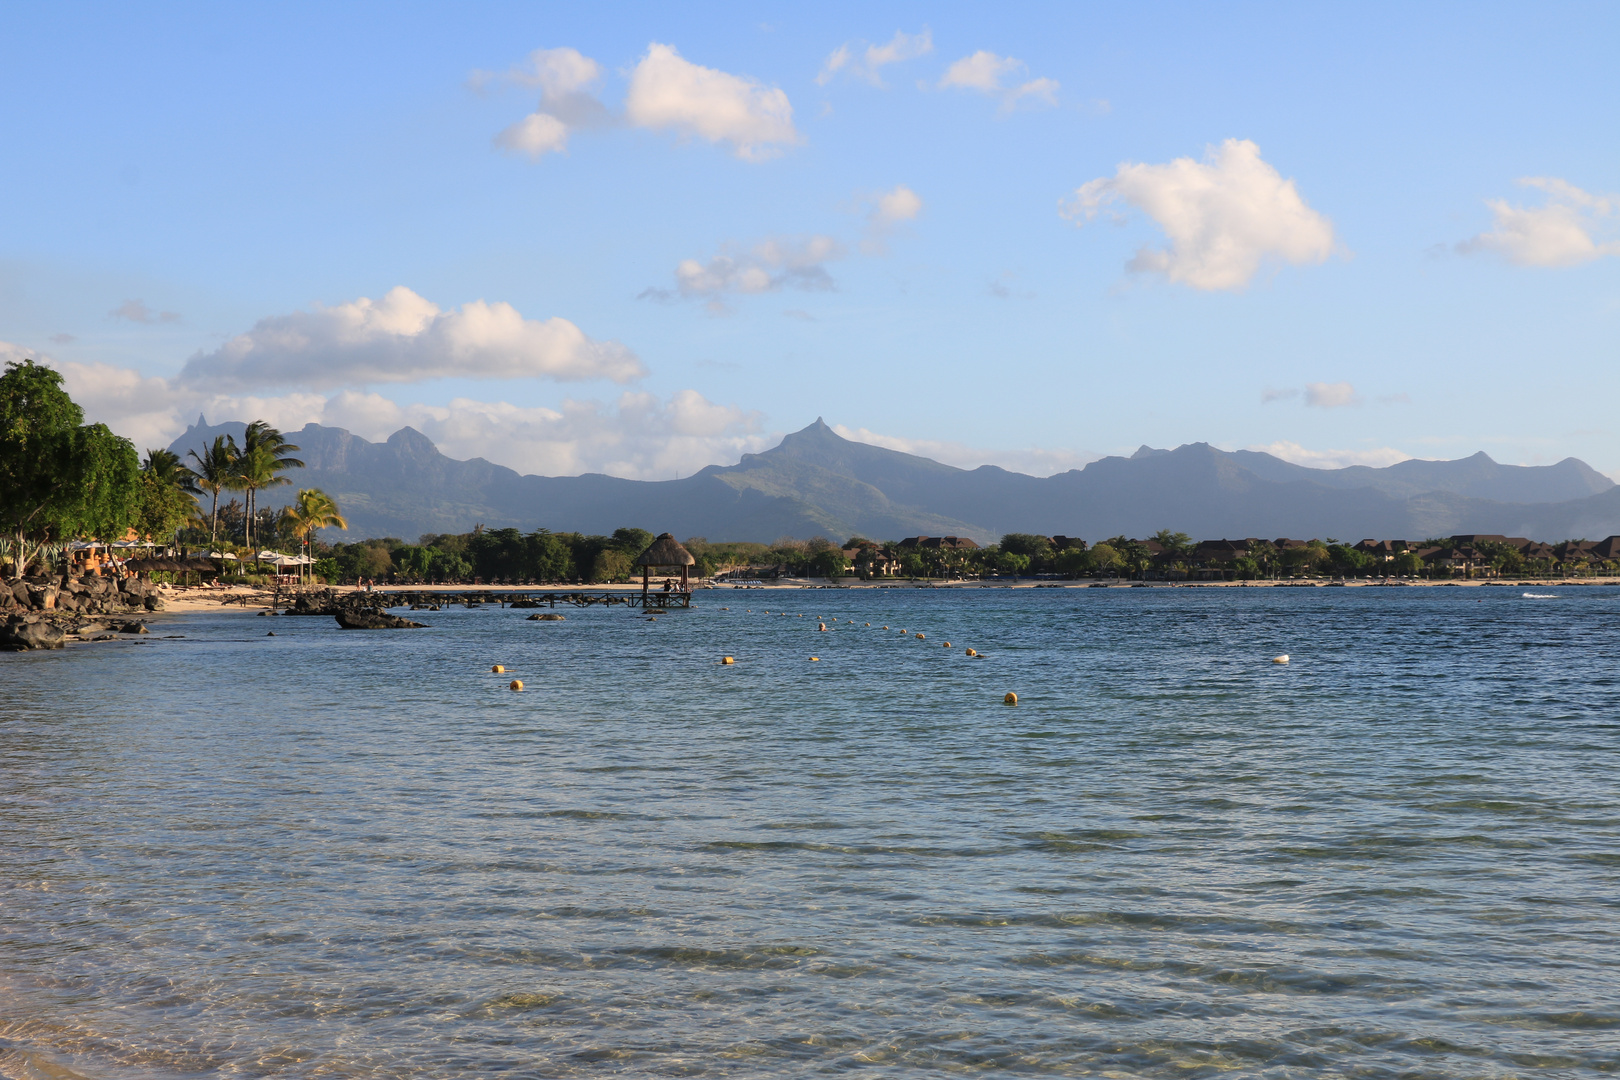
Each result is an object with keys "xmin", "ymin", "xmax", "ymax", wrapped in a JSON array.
[
  {"xmin": 187, "ymin": 435, "xmax": 237, "ymax": 546},
  {"xmin": 142, "ymin": 447, "xmax": 200, "ymax": 494},
  {"xmin": 281, "ymin": 488, "xmax": 347, "ymax": 584},
  {"xmin": 229, "ymin": 421, "xmax": 303, "ymax": 550}
]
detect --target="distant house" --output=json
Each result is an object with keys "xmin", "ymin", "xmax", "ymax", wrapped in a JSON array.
[
  {"xmin": 1353, "ymin": 539, "xmax": 1410, "ymax": 561},
  {"xmin": 1588, "ymin": 536, "xmax": 1620, "ymax": 561},
  {"xmin": 897, "ymin": 536, "xmax": 980, "ymax": 551},
  {"xmin": 1193, "ymin": 539, "xmax": 1252, "ymax": 564},
  {"xmin": 1423, "ymin": 545, "xmax": 1493, "ymax": 577}
]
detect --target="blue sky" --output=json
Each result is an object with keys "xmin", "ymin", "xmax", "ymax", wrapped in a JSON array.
[{"xmin": 3, "ymin": 2, "xmax": 1617, "ymax": 479}]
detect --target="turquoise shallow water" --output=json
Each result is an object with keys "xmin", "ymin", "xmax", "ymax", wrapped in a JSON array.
[{"xmin": 2, "ymin": 585, "xmax": 1619, "ymax": 1078}]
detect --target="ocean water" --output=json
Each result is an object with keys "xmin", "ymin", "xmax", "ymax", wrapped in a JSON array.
[{"xmin": 3, "ymin": 585, "xmax": 1619, "ymax": 1078}]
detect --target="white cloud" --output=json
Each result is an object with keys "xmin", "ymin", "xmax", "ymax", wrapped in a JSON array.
[
  {"xmin": 645, "ymin": 236, "xmax": 845, "ymax": 313},
  {"xmin": 816, "ymin": 28, "xmax": 933, "ymax": 86},
  {"xmin": 1061, "ymin": 138, "xmax": 1336, "ymax": 290},
  {"xmin": 1304, "ymin": 381, "xmax": 1360, "ymax": 408},
  {"xmin": 1246, "ymin": 440, "xmax": 1415, "ymax": 470},
  {"xmin": 871, "ymin": 184, "xmax": 922, "ymax": 226},
  {"xmin": 496, "ymin": 112, "xmax": 572, "ymax": 158},
  {"xmin": 110, "ymin": 298, "xmax": 181, "ymax": 324},
  {"xmin": 834, "ymin": 424, "xmax": 1099, "ymax": 476},
  {"xmin": 179, "ymin": 286, "xmax": 644, "ymax": 391},
  {"xmin": 319, "ymin": 389, "xmax": 770, "ymax": 479},
  {"xmin": 38, "ymin": 351, "xmax": 765, "ymax": 480},
  {"xmin": 937, "ymin": 51, "xmax": 1058, "ymax": 110},
  {"xmin": 861, "ymin": 184, "xmax": 923, "ymax": 253},
  {"xmin": 625, "ymin": 43, "xmax": 799, "ymax": 161},
  {"xmin": 487, "ymin": 46, "xmax": 611, "ymax": 159},
  {"xmin": 1459, "ymin": 177, "xmax": 1620, "ymax": 267}
]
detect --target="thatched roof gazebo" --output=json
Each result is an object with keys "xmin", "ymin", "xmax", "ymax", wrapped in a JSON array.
[{"xmin": 632, "ymin": 533, "xmax": 695, "ymax": 606}]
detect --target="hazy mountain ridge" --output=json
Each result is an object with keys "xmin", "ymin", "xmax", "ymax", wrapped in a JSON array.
[{"xmin": 168, "ymin": 417, "xmax": 1620, "ymax": 543}]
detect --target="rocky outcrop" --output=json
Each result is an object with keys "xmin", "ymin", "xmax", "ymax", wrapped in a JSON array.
[
  {"xmin": 0, "ymin": 616, "xmax": 66, "ymax": 650},
  {"xmin": 526, "ymin": 612, "xmax": 566, "ymax": 621},
  {"xmin": 1, "ymin": 575, "xmax": 155, "ymax": 618},
  {"xmin": 334, "ymin": 610, "xmax": 427, "ymax": 629}
]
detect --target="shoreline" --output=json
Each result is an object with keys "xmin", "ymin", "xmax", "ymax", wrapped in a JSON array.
[{"xmin": 145, "ymin": 575, "xmax": 1620, "ymax": 614}]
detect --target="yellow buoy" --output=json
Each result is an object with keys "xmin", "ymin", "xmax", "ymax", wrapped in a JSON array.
[
  {"xmin": 509, "ymin": 679, "xmax": 524, "ymax": 691},
  {"xmin": 491, "ymin": 664, "xmax": 504, "ymax": 673},
  {"xmin": 1004, "ymin": 692, "xmax": 1018, "ymax": 705},
  {"xmin": 915, "ymin": 633, "xmax": 925, "ymax": 640},
  {"xmin": 943, "ymin": 642, "xmax": 951, "ymax": 648},
  {"xmin": 965, "ymin": 648, "xmax": 977, "ymax": 656},
  {"xmin": 809, "ymin": 656, "xmax": 819, "ymax": 661},
  {"xmin": 1273, "ymin": 654, "xmax": 1290, "ymax": 664},
  {"xmin": 721, "ymin": 656, "xmax": 735, "ymax": 665}
]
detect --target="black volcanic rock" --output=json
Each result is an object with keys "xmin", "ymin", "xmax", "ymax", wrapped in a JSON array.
[{"xmin": 168, "ymin": 416, "xmax": 1620, "ymax": 544}]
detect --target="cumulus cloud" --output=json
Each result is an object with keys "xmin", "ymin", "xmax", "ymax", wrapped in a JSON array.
[
  {"xmin": 816, "ymin": 28, "xmax": 933, "ymax": 86},
  {"xmin": 488, "ymin": 46, "xmax": 611, "ymax": 159},
  {"xmin": 834, "ymin": 424, "xmax": 1099, "ymax": 476},
  {"xmin": 496, "ymin": 112, "xmax": 573, "ymax": 158},
  {"xmin": 36, "ymin": 351, "xmax": 766, "ymax": 480},
  {"xmin": 861, "ymin": 184, "xmax": 923, "ymax": 252},
  {"xmin": 625, "ymin": 43, "xmax": 799, "ymax": 161},
  {"xmin": 1246, "ymin": 440, "xmax": 1415, "ymax": 470},
  {"xmin": 938, "ymin": 51, "xmax": 1058, "ymax": 110},
  {"xmin": 179, "ymin": 286, "xmax": 644, "ymax": 392},
  {"xmin": 1458, "ymin": 177, "xmax": 1620, "ymax": 267},
  {"xmin": 110, "ymin": 299, "xmax": 181, "ymax": 324},
  {"xmin": 1061, "ymin": 139, "xmax": 1336, "ymax": 290},
  {"xmin": 643, "ymin": 236, "xmax": 845, "ymax": 313}
]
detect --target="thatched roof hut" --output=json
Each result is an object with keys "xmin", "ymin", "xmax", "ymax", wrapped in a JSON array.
[{"xmin": 633, "ymin": 534, "xmax": 695, "ymax": 568}]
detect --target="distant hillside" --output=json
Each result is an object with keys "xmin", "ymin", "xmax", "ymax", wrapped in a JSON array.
[{"xmin": 168, "ymin": 416, "xmax": 1620, "ymax": 543}]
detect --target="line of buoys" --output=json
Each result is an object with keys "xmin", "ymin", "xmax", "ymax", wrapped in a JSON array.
[
  {"xmin": 509, "ymin": 679, "xmax": 524, "ymax": 691},
  {"xmin": 1004, "ymin": 691, "xmax": 1018, "ymax": 705},
  {"xmin": 491, "ymin": 664, "xmax": 504, "ymax": 673}
]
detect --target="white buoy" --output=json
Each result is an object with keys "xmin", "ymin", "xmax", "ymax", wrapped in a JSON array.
[{"xmin": 1272, "ymin": 654, "xmax": 1290, "ymax": 664}]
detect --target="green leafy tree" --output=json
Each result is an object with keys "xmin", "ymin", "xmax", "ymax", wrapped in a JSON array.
[
  {"xmin": 134, "ymin": 448, "xmax": 200, "ymax": 544},
  {"xmin": 1054, "ymin": 546, "xmax": 1094, "ymax": 578},
  {"xmin": 1104, "ymin": 536, "xmax": 1153, "ymax": 579},
  {"xmin": 1088, "ymin": 542, "xmax": 1123, "ymax": 575},
  {"xmin": 0, "ymin": 359, "xmax": 141, "ymax": 579},
  {"xmin": 590, "ymin": 547, "xmax": 633, "ymax": 583},
  {"xmin": 611, "ymin": 527, "xmax": 655, "ymax": 556},
  {"xmin": 991, "ymin": 534, "xmax": 1056, "ymax": 573}
]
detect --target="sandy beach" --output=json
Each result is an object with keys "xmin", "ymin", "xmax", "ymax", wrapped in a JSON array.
[{"xmin": 147, "ymin": 574, "xmax": 1620, "ymax": 615}]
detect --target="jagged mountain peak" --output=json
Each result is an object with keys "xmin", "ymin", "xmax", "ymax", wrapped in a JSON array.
[{"xmin": 165, "ymin": 419, "xmax": 1620, "ymax": 543}]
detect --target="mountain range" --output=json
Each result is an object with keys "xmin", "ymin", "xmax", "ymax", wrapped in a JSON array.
[{"xmin": 168, "ymin": 417, "xmax": 1620, "ymax": 544}]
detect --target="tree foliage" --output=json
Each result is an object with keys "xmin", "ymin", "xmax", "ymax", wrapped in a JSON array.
[{"xmin": 0, "ymin": 360, "xmax": 140, "ymax": 578}]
